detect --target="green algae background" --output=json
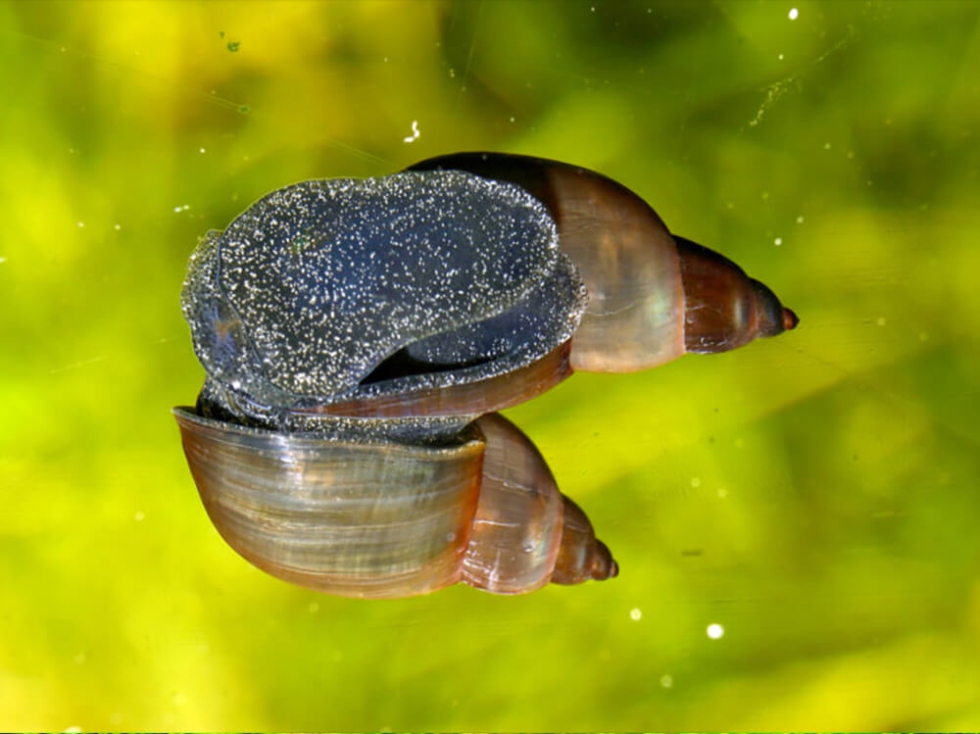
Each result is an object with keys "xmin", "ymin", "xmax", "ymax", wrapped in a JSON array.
[{"xmin": 2, "ymin": 0, "xmax": 979, "ymax": 729}]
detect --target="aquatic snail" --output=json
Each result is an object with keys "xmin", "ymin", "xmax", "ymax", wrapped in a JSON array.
[{"xmin": 174, "ymin": 152, "xmax": 798, "ymax": 599}]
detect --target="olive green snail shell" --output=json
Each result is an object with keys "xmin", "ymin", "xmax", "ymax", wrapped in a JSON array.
[{"xmin": 174, "ymin": 152, "xmax": 797, "ymax": 599}]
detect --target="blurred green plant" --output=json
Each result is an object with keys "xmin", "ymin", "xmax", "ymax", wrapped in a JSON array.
[{"xmin": 1, "ymin": 0, "xmax": 978, "ymax": 730}]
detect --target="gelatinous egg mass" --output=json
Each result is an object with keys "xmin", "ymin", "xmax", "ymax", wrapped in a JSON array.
[{"xmin": 182, "ymin": 170, "xmax": 588, "ymax": 416}]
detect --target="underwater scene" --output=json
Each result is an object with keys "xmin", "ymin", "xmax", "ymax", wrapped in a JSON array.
[{"xmin": 2, "ymin": 1, "xmax": 979, "ymax": 730}]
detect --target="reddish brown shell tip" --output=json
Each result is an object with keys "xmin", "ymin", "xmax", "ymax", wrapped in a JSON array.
[
  {"xmin": 592, "ymin": 540, "xmax": 619, "ymax": 581},
  {"xmin": 551, "ymin": 497, "xmax": 618, "ymax": 586},
  {"xmin": 589, "ymin": 539, "xmax": 618, "ymax": 581},
  {"xmin": 782, "ymin": 307, "xmax": 800, "ymax": 331}
]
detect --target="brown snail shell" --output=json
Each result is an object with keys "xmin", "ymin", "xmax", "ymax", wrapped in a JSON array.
[
  {"xmin": 175, "ymin": 408, "xmax": 614, "ymax": 598},
  {"xmin": 175, "ymin": 152, "xmax": 797, "ymax": 598}
]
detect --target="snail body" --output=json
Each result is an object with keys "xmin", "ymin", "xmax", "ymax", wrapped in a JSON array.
[{"xmin": 175, "ymin": 152, "xmax": 797, "ymax": 598}]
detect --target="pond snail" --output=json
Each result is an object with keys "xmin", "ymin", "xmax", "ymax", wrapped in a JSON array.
[{"xmin": 174, "ymin": 152, "xmax": 798, "ymax": 599}]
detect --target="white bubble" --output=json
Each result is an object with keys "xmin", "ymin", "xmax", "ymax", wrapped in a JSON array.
[
  {"xmin": 630, "ymin": 607, "xmax": 642, "ymax": 621},
  {"xmin": 707, "ymin": 622, "xmax": 725, "ymax": 639},
  {"xmin": 788, "ymin": 8, "xmax": 799, "ymax": 20},
  {"xmin": 774, "ymin": 237, "xmax": 783, "ymax": 246},
  {"xmin": 660, "ymin": 674, "xmax": 673, "ymax": 688}
]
